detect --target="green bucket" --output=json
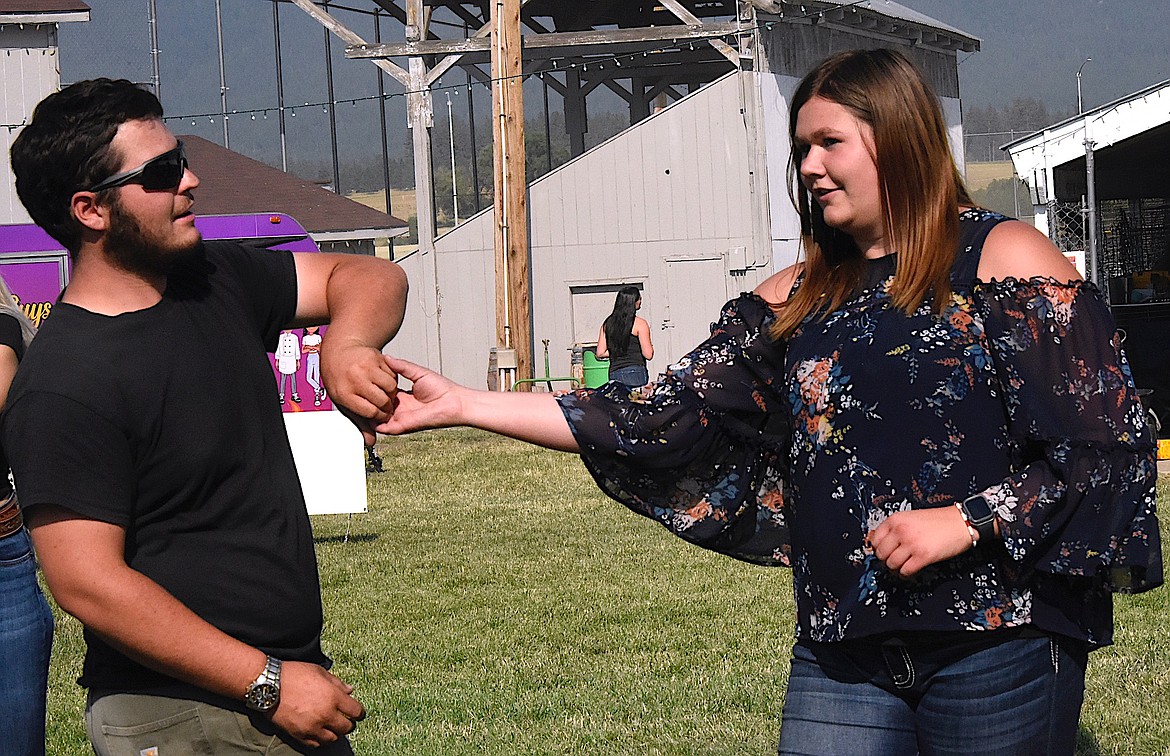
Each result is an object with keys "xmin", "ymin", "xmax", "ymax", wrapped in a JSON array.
[{"xmin": 582, "ymin": 348, "xmax": 610, "ymax": 389}]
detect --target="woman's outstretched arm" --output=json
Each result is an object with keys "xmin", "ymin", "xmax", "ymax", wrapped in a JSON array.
[{"xmin": 377, "ymin": 357, "xmax": 580, "ymax": 453}]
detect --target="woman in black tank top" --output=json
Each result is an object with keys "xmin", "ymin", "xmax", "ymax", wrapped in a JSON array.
[{"xmin": 596, "ymin": 286, "xmax": 654, "ymax": 388}]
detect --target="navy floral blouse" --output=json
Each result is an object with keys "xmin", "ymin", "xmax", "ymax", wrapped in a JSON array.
[{"xmin": 558, "ymin": 210, "xmax": 1161, "ymax": 649}]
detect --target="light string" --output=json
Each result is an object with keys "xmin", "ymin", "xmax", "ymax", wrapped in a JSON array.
[{"xmin": 154, "ymin": 2, "xmax": 874, "ymax": 126}]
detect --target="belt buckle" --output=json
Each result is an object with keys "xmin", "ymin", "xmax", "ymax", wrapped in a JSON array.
[{"xmin": 0, "ymin": 495, "xmax": 24, "ymax": 538}]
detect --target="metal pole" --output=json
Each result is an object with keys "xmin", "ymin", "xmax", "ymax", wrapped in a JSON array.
[
  {"xmin": 273, "ymin": 0, "xmax": 287, "ymax": 172},
  {"xmin": 375, "ymin": 9, "xmax": 392, "ymax": 220},
  {"xmin": 323, "ymin": 0, "xmax": 341, "ymax": 194},
  {"xmin": 465, "ymin": 21, "xmax": 482, "ymax": 213},
  {"xmin": 1086, "ymin": 133, "xmax": 1100, "ymax": 286},
  {"xmin": 542, "ymin": 71, "xmax": 552, "ymax": 174},
  {"xmin": 147, "ymin": 0, "xmax": 161, "ymax": 99},
  {"xmin": 447, "ymin": 92, "xmax": 458, "ymax": 224},
  {"xmin": 1076, "ymin": 57, "xmax": 1092, "ymax": 113},
  {"xmin": 214, "ymin": 0, "xmax": 229, "ymax": 147}
]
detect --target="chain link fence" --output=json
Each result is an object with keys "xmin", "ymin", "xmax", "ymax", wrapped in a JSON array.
[
  {"xmin": 962, "ymin": 130, "xmax": 1029, "ymax": 164},
  {"xmin": 1046, "ymin": 200, "xmax": 1088, "ymax": 257},
  {"xmin": 1099, "ymin": 199, "xmax": 1170, "ymax": 281},
  {"xmin": 1047, "ymin": 198, "xmax": 1170, "ymax": 285}
]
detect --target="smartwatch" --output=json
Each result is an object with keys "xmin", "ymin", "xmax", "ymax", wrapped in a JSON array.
[
  {"xmin": 959, "ymin": 493, "xmax": 997, "ymax": 544},
  {"xmin": 244, "ymin": 655, "xmax": 282, "ymax": 713}
]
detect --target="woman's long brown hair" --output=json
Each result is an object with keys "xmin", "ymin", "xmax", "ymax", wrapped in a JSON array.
[{"xmin": 771, "ymin": 49, "xmax": 975, "ymax": 339}]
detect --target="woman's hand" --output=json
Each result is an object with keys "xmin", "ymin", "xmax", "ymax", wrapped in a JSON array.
[
  {"xmin": 376, "ymin": 357, "xmax": 465, "ymax": 435},
  {"xmin": 867, "ymin": 506, "xmax": 973, "ymax": 578},
  {"xmin": 377, "ymin": 356, "xmax": 580, "ymax": 452}
]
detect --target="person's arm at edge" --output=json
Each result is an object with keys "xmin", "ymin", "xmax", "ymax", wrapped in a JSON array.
[
  {"xmin": 381, "ymin": 268, "xmax": 810, "ymax": 452},
  {"xmin": 596, "ymin": 326, "xmax": 609, "ymax": 359},
  {"xmin": 25, "ymin": 506, "xmax": 364, "ymax": 747},
  {"xmin": 635, "ymin": 317, "xmax": 654, "ymax": 361},
  {"xmin": 0, "ymin": 345, "xmax": 17, "ymax": 408},
  {"xmin": 378, "ymin": 357, "xmax": 580, "ymax": 453},
  {"xmin": 291, "ymin": 252, "xmax": 408, "ymax": 443}
]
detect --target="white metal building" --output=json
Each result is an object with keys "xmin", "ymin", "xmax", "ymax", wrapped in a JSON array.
[
  {"xmin": 0, "ymin": 0, "xmax": 90, "ymax": 224},
  {"xmin": 1004, "ymin": 78, "xmax": 1170, "ymax": 282}
]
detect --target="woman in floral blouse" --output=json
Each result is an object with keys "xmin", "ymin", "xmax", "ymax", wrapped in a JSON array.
[{"xmin": 379, "ymin": 49, "xmax": 1160, "ymax": 755}]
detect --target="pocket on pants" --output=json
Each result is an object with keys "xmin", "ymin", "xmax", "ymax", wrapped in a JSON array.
[
  {"xmin": 0, "ymin": 529, "xmax": 35, "ymax": 567},
  {"xmin": 97, "ymin": 707, "xmax": 213, "ymax": 756}
]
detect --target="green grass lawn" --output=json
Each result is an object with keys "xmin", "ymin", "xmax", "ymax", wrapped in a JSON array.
[{"xmin": 44, "ymin": 430, "xmax": 1170, "ymax": 754}]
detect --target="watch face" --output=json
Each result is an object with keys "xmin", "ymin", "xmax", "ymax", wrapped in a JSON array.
[
  {"xmin": 247, "ymin": 683, "xmax": 280, "ymax": 712},
  {"xmin": 963, "ymin": 495, "xmax": 995, "ymax": 525}
]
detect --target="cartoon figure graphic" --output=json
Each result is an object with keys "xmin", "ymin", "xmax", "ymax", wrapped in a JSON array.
[
  {"xmin": 274, "ymin": 329, "xmax": 300, "ymax": 404},
  {"xmin": 302, "ymin": 326, "xmax": 325, "ymax": 406}
]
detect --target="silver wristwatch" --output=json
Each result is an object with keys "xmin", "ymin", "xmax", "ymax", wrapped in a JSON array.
[{"xmin": 244, "ymin": 655, "xmax": 282, "ymax": 713}]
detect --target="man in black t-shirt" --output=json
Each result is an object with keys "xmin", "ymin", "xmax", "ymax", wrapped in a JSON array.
[{"xmin": 6, "ymin": 80, "xmax": 408, "ymax": 753}]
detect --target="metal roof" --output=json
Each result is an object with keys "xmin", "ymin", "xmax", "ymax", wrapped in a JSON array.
[
  {"xmin": 754, "ymin": 0, "xmax": 980, "ymax": 51},
  {"xmin": 1002, "ymin": 77, "xmax": 1170, "ymax": 153},
  {"xmin": 0, "ymin": 0, "xmax": 89, "ymax": 23},
  {"xmin": 179, "ymin": 135, "xmax": 407, "ymax": 241}
]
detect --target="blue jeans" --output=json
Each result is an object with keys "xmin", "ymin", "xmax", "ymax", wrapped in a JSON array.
[
  {"xmin": 609, "ymin": 365, "xmax": 649, "ymax": 388},
  {"xmin": 778, "ymin": 633, "xmax": 1087, "ymax": 756},
  {"xmin": 0, "ymin": 526, "xmax": 55, "ymax": 756}
]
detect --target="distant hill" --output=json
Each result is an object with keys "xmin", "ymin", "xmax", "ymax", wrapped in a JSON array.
[{"xmin": 903, "ymin": 0, "xmax": 1169, "ymax": 112}]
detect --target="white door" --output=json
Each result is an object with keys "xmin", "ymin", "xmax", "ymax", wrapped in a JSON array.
[{"xmin": 663, "ymin": 258, "xmax": 728, "ymax": 364}]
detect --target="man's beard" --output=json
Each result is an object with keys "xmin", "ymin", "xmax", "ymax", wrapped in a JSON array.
[{"xmin": 106, "ymin": 196, "xmax": 201, "ymax": 278}]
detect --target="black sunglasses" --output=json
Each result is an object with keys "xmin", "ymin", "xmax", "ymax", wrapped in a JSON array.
[{"xmin": 88, "ymin": 141, "xmax": 188, "ymax": 193}]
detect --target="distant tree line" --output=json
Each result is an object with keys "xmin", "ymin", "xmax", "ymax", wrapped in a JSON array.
[
  {"xmin": 961, "ymin": 97, "xmax": 1075, "ymax": 219},
  {"xmin": 963, "ymin": 97, "xmax": 1073, "ymax": 163}
]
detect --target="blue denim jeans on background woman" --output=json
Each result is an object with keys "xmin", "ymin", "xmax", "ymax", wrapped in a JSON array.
[
  {"xmin": 778, "ymin": 632, "xmax": 1087, "ymax": 756},
  {"xmin": 0, "ymin": 526, "xmax": 55, "ymax": 756},
  {"xmin": 609, "ymin": 365, "xmax": 649, "ymax": 388}
]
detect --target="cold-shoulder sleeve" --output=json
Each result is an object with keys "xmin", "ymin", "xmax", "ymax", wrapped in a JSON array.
[
  {"xmin": 974, "ymin": 278, "xmax": 1161, "ymax": 592},
  {"xmin": 556, "ymin": 294, "xmax": 792, "ymax": 566}
]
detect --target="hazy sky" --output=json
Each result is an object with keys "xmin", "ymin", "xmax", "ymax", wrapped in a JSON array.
[{"xmin": 902, "ymin": 0, "xmax": 1169, "ymax": 113}]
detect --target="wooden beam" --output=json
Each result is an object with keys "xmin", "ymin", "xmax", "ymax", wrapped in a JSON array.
[
  {"xmin": 289, "ymin": 0, "xmax": 410, "ymax": 86},
  {"xmin": 492, "ymin": 0, "xmax": 532, "ymax": 388},
  {"xmin": 426, "ymin": 21, "xmax": 493, "ymax": 85},
  {"xmin": 369, "ymin": 0, "xmax": 405, "ymax": 25},
  {"xmin": 424, "ymin": 0, "xmax": 538, "ymax": 88},
  {"xmin": 646, "ymin": 81, "xmax": 686, "ymax": 103},
  {"xmin": 348, "ymin": 21, "xmax": 743, "ymax": 59},
  {"xmin": 655, "ymin": 0, "xmax": 743, "ymax": 65},
  {"xmin": 444, "ymin": 3, "xmax": 486, "ymax": 28}
]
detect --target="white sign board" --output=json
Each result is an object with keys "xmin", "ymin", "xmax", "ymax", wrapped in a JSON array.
[
  {"xmin": 283, "ymin": 410, "xmax": 368, "ymax": 515},
  {"xmin": 1063, "ymin": 250, "xmax": 1086, "ymax": 278}
]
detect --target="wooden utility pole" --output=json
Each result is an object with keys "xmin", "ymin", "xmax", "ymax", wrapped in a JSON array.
[{"xmin": 491, "ymin": 0, "xmax": 531, "ymax": 390}]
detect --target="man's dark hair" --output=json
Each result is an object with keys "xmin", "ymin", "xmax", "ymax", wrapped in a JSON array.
[{"xmin": 10, "ymin": 78, "xmax": 163, "ymax": 253}]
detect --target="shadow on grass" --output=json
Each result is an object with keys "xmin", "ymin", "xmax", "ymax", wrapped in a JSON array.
[
  {"xmin": 1076, "ymin": 726, "xmax": 1103, "ymax": 755},
  {"xmin": 314, "ymin": 532, "xmax": 380, "ymax": 545}
]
